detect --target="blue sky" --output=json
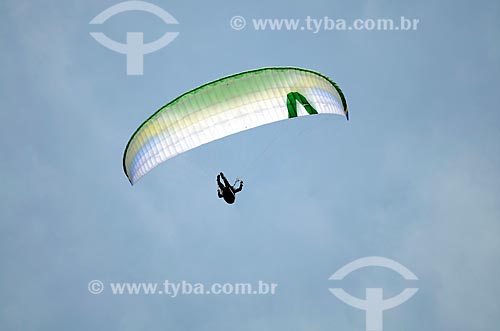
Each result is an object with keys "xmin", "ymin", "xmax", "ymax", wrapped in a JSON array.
[{"xmin": 1, "ymin": 0, "xmax": 499, "ymax": 330}]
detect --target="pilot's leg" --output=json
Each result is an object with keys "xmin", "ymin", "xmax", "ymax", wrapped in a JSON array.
[
  {"xmin": 220, "ymin": 172, "xmax": 230, "ymax": 187},
  {"xmin": 217, "ymin": 174, "xmax": 224, "ymax": 190}
]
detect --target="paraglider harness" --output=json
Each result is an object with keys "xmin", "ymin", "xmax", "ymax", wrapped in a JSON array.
[{"xmin": 217, "ymin": 172, "xmax": 243, "ymax": 204}]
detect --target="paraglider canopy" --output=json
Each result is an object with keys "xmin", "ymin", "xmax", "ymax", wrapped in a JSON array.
[{"xmin": 123, "ymin": 67, "xmax": 348, "ymax": 185}]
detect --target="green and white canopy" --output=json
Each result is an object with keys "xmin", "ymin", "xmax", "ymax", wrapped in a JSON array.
[{"xmin": 123, "ymin": 67, "xmax": 348, "ymax": 184}]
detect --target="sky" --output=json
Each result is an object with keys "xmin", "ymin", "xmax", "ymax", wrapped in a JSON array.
[{"xmin": 1, "ymin": 0, "xmax": 499, "ymax": 330}]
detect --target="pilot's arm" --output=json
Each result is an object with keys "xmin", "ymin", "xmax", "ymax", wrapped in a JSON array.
[{"xmin": 234, "ymin": 181, "xmax": 243, "ymax": 193}]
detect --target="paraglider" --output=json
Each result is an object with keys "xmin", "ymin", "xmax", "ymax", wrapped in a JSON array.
[
  {"xmin": 122, "ymin": 67, "xmax": 348, "ymax": 195},
  {"xmin": 217, "ymin": 172, "xmax": 243, "ymax": 204}
]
